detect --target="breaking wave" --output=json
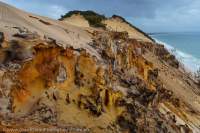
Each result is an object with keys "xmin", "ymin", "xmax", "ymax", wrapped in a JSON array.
[{"xmin": 154, "ymin": 39, "xmax": 200, "ymax": 73}]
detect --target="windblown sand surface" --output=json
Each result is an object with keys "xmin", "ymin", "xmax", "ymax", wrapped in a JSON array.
[
  {"xmin": 62, "ymin": 14, "xmax": 90, "ymax": 28},
  {"xmin": 0, "ymin": 2, "xmax": 99, "ymax": 55}
]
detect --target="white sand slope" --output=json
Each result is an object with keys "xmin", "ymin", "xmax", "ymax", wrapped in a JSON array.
[
  {"xmin": 62, "ymin": 14, "xmax": 90, "ymax": 28},
  {"xmin": 0, "ymin": 1, "xmax": 102, "ymax": 57},
  {"xmin": 104, "ymin": 17, "xmax": 153, "ymax": 42}
]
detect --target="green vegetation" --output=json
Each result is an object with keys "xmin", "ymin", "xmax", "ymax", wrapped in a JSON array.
[{"xmin": 59, "ymin": 10, "xmax": 106, "ymax": 29}]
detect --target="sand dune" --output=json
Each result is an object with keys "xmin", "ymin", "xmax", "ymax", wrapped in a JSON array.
[
  {"xmin": 104, "ymin": 17, "xmax": 152, "ymax": 42},
  {"xmin": 61, "ymin": 12, "xmax": 153, "ymax": 42},
  {"xmin": 0, "ymin": 2, "xmax": 101, "ymax": 56},
  {"xmin": 62, "ymin": 14, "xmax": 90, "ymax": 28}
]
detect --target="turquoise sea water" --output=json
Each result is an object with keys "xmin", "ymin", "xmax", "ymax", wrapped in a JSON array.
[{"xmin": 151, "ymin": 32, "xmax": 200, "ymax": 72}]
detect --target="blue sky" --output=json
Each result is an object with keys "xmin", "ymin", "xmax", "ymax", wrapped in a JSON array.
[{"xmin": 1, "ymin": 0, "xmax": 200, "ymax": 32}]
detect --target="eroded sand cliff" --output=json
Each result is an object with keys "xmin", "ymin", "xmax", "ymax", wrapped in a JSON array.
[{"xmin": 0, "ymin": 2, "xmax": 200, "ymax": 133}]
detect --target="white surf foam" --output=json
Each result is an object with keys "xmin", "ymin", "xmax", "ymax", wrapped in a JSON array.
[{"xmin": 154, "ymin": 39, "xmax": 200, "ymax": 73}]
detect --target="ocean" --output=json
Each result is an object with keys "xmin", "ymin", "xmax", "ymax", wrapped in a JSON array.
[{"xmin": 150, "ymin": 32, "xmax": 200, "ymax": 72}]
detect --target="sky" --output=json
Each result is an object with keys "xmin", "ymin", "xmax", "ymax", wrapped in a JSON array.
[{"xmin": 1, "ymin": 0, "xmax": 200, "ymax": 33}]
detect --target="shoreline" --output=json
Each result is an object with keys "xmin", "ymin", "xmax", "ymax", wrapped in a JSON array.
[
  {"xmin": 153, "ymin": 38, "xmax": 200, "ymax": 85},
  {"xmin": 153, "ymin": 38, "xmax": 200, "ymax": 73}
]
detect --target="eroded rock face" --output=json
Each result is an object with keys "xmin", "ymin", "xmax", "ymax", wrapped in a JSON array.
[
  {"xmin": 154, "ymin": 44, "xmax": 179, "ymax": 68},
  {"xmin": 0, "ymin": 98, "xmax": 11, "ymax": 114},
  {"xmin": 13, "ymin": 31, "xmax": 39, "ymax": 40},
  {"xmin": 30, "ymin": 101, "xmax": 57, "ymax": 124},
  {"xmin": 0, "ymin": 32, "xmax": 4, "ymax": 46},
  {"xmin": 29, "ymin": 89, "xmax": 58, "ymax": 124},
  {"xmin": 0, "ymin": 40, "xmax": 35, "ymax": 65},
  {"xmin": 0, "ymin": 31, "xmax": 195, "ymax": 133},
  {"xmin": 56, "ymin": 64, "xmax": 67, "ymax": 83},
  {"xmin": 0, "ymin": 74, "xmax": 13, "ymax": 115}
]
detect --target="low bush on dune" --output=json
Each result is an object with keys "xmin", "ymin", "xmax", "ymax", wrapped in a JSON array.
[{"xmin": 59, "ymin": 10, "xmax": 106, "ymax": 29}]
